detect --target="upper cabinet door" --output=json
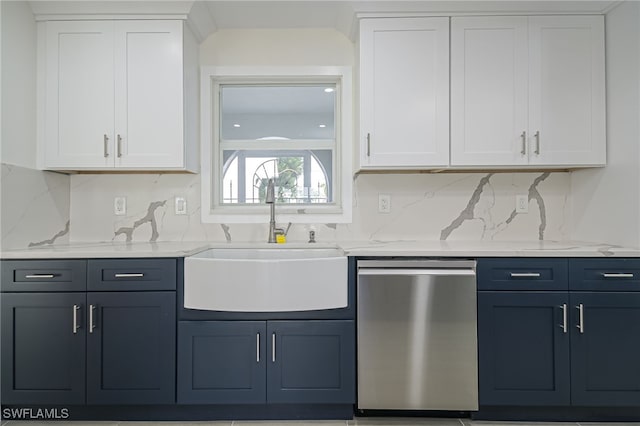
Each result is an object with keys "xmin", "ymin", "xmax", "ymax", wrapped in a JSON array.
[
  {"xmin": 45, "ymin": 21, "xmax": 115, "ymax": 168},
  {"xmin": 359, "ymin": 17, "xmax": 450, "ymax": 168},
  {"xmin": 114, "ymin": 21, "xmax": 185, "ymax": 169},
  {"xmin": 528, "ymin": 16, "xmax": 605, "ymax": 166},
  {"xmin": 451, "ymin": 17, "xmax": 529, "ymax": 166}
]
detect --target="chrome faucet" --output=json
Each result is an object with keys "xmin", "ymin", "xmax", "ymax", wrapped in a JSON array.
[{"xmin": 266, "ymin": 178, "xmax": 279, "ymax": 243}]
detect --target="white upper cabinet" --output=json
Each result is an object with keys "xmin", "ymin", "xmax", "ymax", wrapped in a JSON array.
[
  {"xmin": 451, "ymin": 15, "xmax": 605, "ymax": 167},
  {"xmin": 359, "ymin": 17, "xmax": 450, "ymax": 169},
  {"xmin": 528, "ymin": 16, "xmax": 605, "ymax": 166},
  {"xmin": 44, "ymin": 21, "xmax": 115, "ymax": 169},
  {"xmin": 451, "ymin": 17, "xmax": 529, "ymax": 166},
  {"xmin": 40, "ymin": 20, "xmax": 198, "ymax": 172}
]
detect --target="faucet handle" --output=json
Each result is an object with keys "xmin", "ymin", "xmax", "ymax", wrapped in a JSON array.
[{"xmin": 274, "ymin": 228, "xmax": 286, "ymax": 244}]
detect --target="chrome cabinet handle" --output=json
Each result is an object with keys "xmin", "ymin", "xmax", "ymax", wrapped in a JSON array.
[
  {"xmin": 272, "ymin": 333, "xmax": 276, "ymax": 363},
  {"xmin": 104, "ymin": 134, "xmax": 109, "ymax": 158},
  {"xmin": 510, "ymin": 272, "xmax": 541, "ymax": 278},
  {"xmin": 73, "ymin": 305, "xmax": 80, "ymax": 334},
  {"xmin": 114, "ymin": 273, "xmax": 144, "ymax": 278},
  {"xmin": 602, "ymin": 273, "xmax": 634, "ymax": 278},
  {"xmin": 117, "ymin": 134, "xmax": 123, "ymax": 158},
  {"xmin": 534, "ymin": 131, "xmax": 540, "ymax": 155},
  {"xmin": 24, "ymin": 274, "xmax": 55, "ymax": 279},
  {"xmin": 520, "ymin": 131, "xmax": 527, "ymax": 155},
  {"xmin": 89, "ymin": 304, "xmax": 96, "ymax": 333},
  {"xmin": 256, "ymin": 333, "xmax": 260, "ymax": 363},
  {"xmin": 576, "ymin": 304, "xmax": 584, "ymax": 334},
  {"xmin": 366, "ymin": 133, "xmax": 371, "ymax": 157},
  {"xmin": 560, "ymin": 304, "xmax": 567, "ymax": 333}
]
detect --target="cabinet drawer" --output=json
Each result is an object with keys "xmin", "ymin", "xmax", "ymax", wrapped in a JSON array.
[
  {"xmin": 477, "ymin": 258, "xmax": 568, "ymax": 291},
  {"xmin": 88, "ymin": 259, "xmax": 176, "ymax": 291},
  {"xmin": 1, "ymin": 260, "xmax": 86, "ymax": 292},
  {"xmin": 569, "ymin": 259, "xmax": 640, "ymax": 291}
]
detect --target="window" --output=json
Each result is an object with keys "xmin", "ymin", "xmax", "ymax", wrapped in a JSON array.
[{"xmin": 201, "ymin": 67, "xmax": 352, "ymax": 223}]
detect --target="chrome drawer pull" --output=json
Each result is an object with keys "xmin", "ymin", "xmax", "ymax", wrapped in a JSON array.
[
  {"xmin": 510, "ymin": 272, "xmax": 541, "ymax": 278},
  {"xmin": 117, "ymin": 134, "xmax": 123, "ymax": 158},
  {"xmin": 104, "ymin": 134, "xmax": 109, "ymax": 158},
  {"xmin": 89, "ymin": 305, "xmax": 96, "ymax": 333},
  {"xmin": 114, "ymin": 273, "xmax": 144, "ymax": 278},
  {"xmin": 25, "ymin": 274, "xmax": 55, "ymax": 279},
  {"xmin": 272, "ymin": 333, "xmax": 276, "ymax": 363},
  {"xmin": 602, "ymin": 273, "xmax": 634, "ymax": 278},
  {"xmin": 560, "ymin": 304, "xmax": 567, "ymax": 334},
  {"xmin": 576, "ymin": 304, "xmax": 584, "ymax": 334},
  {"xmin": 73, "ymin": 305, "xmax": 80, "ymax": 334},
  {"xmin": 256, "ymin": 334, "xmax": 260, "ymax": 363}
]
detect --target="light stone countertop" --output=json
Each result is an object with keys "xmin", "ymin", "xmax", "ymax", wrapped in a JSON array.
[{"xmin": 1, "ymin": 240, "xmax": 640, "ymax": 259}]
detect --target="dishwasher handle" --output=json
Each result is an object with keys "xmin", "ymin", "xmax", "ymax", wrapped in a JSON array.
[{"xmin": 358, "ymin": 268, "xmax": 475, "ymax": 277}]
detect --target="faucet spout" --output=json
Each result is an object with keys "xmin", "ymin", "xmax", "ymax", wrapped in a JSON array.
[{"xmin": 266, "ymin": 178, "xmax": 275, "ymax": 204}]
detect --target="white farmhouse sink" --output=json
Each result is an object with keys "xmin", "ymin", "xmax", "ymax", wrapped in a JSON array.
[{"xmin": 184, "ymin": 247, "xmax": 348, "ymax": 312}]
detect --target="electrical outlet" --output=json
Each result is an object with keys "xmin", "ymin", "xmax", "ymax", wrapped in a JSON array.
[
  {"xmin": 516, "ymin": 194, "xmax": 529, "ymax": 213},
  {"xmin": 378, "ymin": 194, "xmax": 391, "ymax": 213},
  {"xmin": 114, "ymin": 197, "xmax": 126, "ymax": 216},
  {"xmin": 175, "ymin": 197, "xmax": 187, "ymax": 215}
]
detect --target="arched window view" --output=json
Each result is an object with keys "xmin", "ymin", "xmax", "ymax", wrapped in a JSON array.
[
  {"xmin": 222, "ymin": 151, "xmax": 331, "ymax": 203},
  {"xmin": 217, "ymin": 84, "xmax": 337, "ymax": 206}
]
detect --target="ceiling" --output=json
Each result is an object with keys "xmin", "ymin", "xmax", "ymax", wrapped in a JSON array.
[{"xmin": 28, "ymin": 0, "xmax": 622, "ymax": 41}]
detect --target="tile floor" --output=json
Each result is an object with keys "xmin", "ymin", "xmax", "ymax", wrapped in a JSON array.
[{"xmin": 1, "ymin": 419, "xmax": 639, "ymax": 425}]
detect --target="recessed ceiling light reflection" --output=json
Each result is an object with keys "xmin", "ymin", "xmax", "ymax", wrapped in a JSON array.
[
  {"xmin": 233, "ymin": 124, "xmax": 241, "ymax": 128},
  {"xmin": 319, "ymin": 124, "xmax": 327, "ymax": 128},
  {"xmin": 324, "ymin": 88, "xmax": 334, "ymax": 93}
]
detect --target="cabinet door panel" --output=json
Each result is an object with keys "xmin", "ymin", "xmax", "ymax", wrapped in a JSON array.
[
  {"xmin": 1, "ymin": 293, "xmax": 86, "ymax": 405},
  {"xmin": 114, "ymin": 20, "xmax": 184, "ymax": 168},
  {"xmin": 478, "ymin": 292, "xmax": 570, "ymax": 406},
  {"xmin": 571, "ymin": 292, "xmax": 640, "ymax": 406},
  {"xmin": 529, "ymin": 16, "xmax": 605, "ymax": 166},
  {"xmin": 451, "ymin": 17, "xmax": 528, "ymax": 166},
  {"xmin": 86, "ymin": 292, "xmax": 176, "ymax": 404},
  {"xmin": 177, "ymin": 321, "xmax": 267, "ymax": 404},
  {"xmin": 267, "ymin": 320, "xmax": 355, "ymax": 404},
  {"xmin": 360, "ymin": 17, "xmax": 449, "ymax": 168},
  {"xmin": 45, "ymin": 21, "xmax": 114, "ymax": 168}
]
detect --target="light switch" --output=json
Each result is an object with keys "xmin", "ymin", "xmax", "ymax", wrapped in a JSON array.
[
  {"xmin": 175, "ymin": 197, "xmax": 187, "ymax": 215},
  {"xmin": 114, "ymin": 197, "xmax": 126, "ymax": 215}
]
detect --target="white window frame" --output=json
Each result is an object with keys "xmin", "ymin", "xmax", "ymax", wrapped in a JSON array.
[{"xmin": 200, "ymin": 66, "xmax": 353, "ymax": 224}]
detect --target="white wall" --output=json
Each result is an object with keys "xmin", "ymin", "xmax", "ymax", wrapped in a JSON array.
[
  {"xmin": 200, "ymin": 28, "xmax": 354, "ymax": 66},
  {"xmin": 570, "ymin": 1, "xmax": 640, "ymax": 247},
  {"xmin": 0, "ymin": 1, "xmax": 37, "ymax": 169}
]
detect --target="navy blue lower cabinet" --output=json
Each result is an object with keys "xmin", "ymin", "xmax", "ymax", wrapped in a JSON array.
[
  {"xmin": 177, "ymin": 320, "xmax": 355, "ymax": 406},
  {"xmin": 478, "ymin": 292, "xmax": 571, "ymax": 406},
  {"xmin": 267, "ymin": 320, "xmax": 355, "ymax": 404},
  {"xmin": 570, "ymin": 292, "xmax": 640, "ymax": 406},
  {"xmin": 177, "ymin": 321, "xmax": 267, "ymax": 404},
  {"xmin": 86, "ymin": 292, "xmax": 176, "ymax": 405},
  {"xmin": 1, "ymin": 292, "xmax": 86, "ymax": 405}
]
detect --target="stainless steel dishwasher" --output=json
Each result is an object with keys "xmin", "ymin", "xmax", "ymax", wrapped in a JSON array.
[{"xmin": 357, "ymin": 260, "xmax": 478, "ymax": 411}]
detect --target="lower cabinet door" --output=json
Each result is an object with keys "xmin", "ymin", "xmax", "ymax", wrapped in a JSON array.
[
  {"xmin": 571, "ymin": 292, "xmax": 640, "ymax": 406},
  {"xmin": 1, "ymin": 292, "xmax": 86, "ymax": 405},
  {"xmin": 478, "ymin": 292, "xmax": 570, "ymax": 406},
  {"xmin": 267, "ymin": 320, "xmax": 355, "ymax": 404},
  {"xmin": 177, "ymin": 321, "xmax": 267, "ymax": 404},
  {"xmin": 86, "ymin": 291, "xmax": 176, "ymax": 404}
]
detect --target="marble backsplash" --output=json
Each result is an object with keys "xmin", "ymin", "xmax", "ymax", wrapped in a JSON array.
[
  {"xmin": 1, "ymin": 163, "xmax": 70, "ymax": 249},
  {"xmin": 67, "ymin": 171, "xmax": 571, "ymax": 244}
]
